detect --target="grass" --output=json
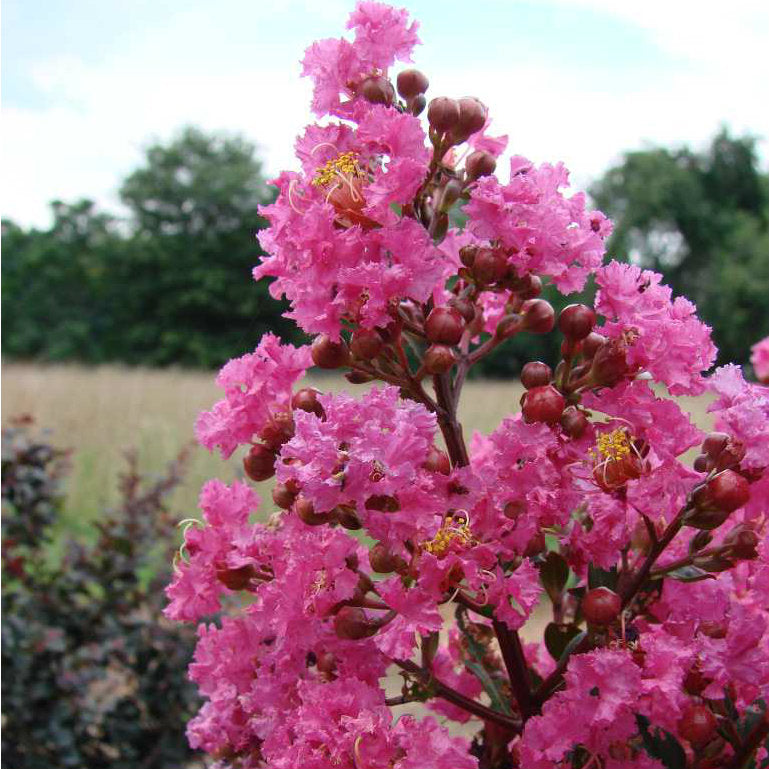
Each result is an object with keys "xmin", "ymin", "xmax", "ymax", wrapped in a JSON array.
[{"xmin": 1, "ymin": 362, "xmax": 715, "ymax": 537}]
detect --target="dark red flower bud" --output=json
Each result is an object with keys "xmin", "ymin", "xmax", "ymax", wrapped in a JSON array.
[
  {"xmin": 295, "ymin": 496, "xmax": 331, "ymax": 526},
  {"xmin": 514, "ymin": 274, "xmax": 543, "ymax": 299},
  {"xmin": 582, "ymin": 332, "xmax": 607, "ymax": 359},
  {"xmin": 582, "ymin": 587, "xmax": 622, "ymax": 626},
  {"xmin": 410, "ymin": 93, "xmax": 427, "ymax": 116},
  {"xmin": 521, "ymin": 299, "xmax": 555, "ymax": 334},
  {"xmin": 292, "ymin": 387, "xmax": 325, "ymax": 418},
  {"xmin": 451, "ymin": 96, "xmax": 487, "ymax": 142},
  {"xmin": 216, "ymin": 564, "xmax": 256, "ymax": 591},
  {"xmin": 459, "ymin": 245, "xmax": 477, "ymax": 268},
  {"xmin": 522, "ymin": 385, "xmax": 565, "ymax": 425},
  {"xmin": 272, "ymin": 481, "xmax": 298, "ymax": 510},
  {"xmin": 427, "ymin": 97, "xmax": 460, "ymax": 133},
  {"xmin": 425, "ymin": 307, "xmax": 465, "ymax": 345},
  {"xmin": 465, "ymin": 150, "xmax": 496, "ymax": 181},
  {"xmin": 369, "ymin": 541, "xmax": 408, "ymax": 574},
  {"xmin": 260, "ymin": 411, "xmax": 294, "ymax": 450},
  {"xmin": 311, "ymin": 334, "xmax": 350, "ymax": 369},
  {"xmin": 396, "ymin": 68, "xmax": 429, "ymax": 99},
  {"xmin": 472, "ymin": 247, "xmax": 507, "ymax": 284},
  {"xmin": 521, "ymin": 361, "xmax": 552, "ymax": 389},
  {"xmin": 693, "ymin": 454, "xmax": 714, "ymax": 473},
  {"xmin": 590, "ymin": 338, "xmax": 630, "ymax": 386},
  {"xmin": 678, "ymin": 705, "xmax": 717, "ymax": 747},
  {"xmin": 715, "ymin": 437, "xmax": 746, "ymax": 472},
  {"xmin": 702, "ymin": 432, "xmax": 729, "ymax": 457},
  {"xmin": 350, "ymin": 328, "xmax": 384, "ymax": 360},
  {"xmin": 365, "ymin": 494, "xmax": 400, "ymax": 513},
  {"xmin": 345, "ymin": 371, "xmax": 374, "ymax": 384},
  {"xmin": 683, "ymin": 663, "xmax": 710, "ymax": 695},
  {"xmin": 558, "ymin": 304, "xmax": 596, "ymax": 341},
  {"xmin": 724, "ymin": 524, "xmax": 759, "ymax": 560},
  {"xmin": 504, "ymin": 499, "xmax": 527, "ymax": 520},
  {"xmin": 243, "ymin": 444, "xmax": 277, "ymax": 482},
  {"xmin": 422, "ymin": 445, "xmax": 451, "ymax": 475},
  {"xmin": 449, "ymin": 297, "xmax": 475, "ymax": 323},
  {"xmin": 333, "ymin": 606, "xmax": 376, "ymax": 640},
  {"xmin": 423, "ymin": 344, "xmax": 457, "ymax": 374},
  {"xmin": 560, "ymin": 406, "xmax": 588, "ymax": 438},
  {"xmin": 694, "ymin": 470, "xmax": 750, "ymax": 514},
  {"xmin": 359, "ymin": 75, "xmax": 395, "ymax": 106},
  {"xmin": 333, "ymin": 505, "xmax": 362, "ymax": 530}
]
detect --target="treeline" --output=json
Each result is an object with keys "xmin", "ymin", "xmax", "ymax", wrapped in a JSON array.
[{"xmin": 2, "ymin": 127, "xmax": 767, "ymax": 372}]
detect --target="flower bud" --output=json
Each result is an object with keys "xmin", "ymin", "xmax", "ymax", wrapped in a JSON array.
[
  {"xmin": 582, "ymin": 332, "xmax": 607, "ymax": 360},
  {"xmin": 589, "ymin": 338, "xmax": 629, "ymax": 386},
  {"xmin": 423, "ymin": 344, "xmax": 457, "ymax": 374},
  {"xmin": 514, "ymin": 274, "xmax": 543, "ymax": 299},
  {"xmin": 560, "ymin": 406, "xmax": 588, "ymax": 438},
  {"xmin": 504, "ymin": 499, "xmax": 527, "ymax": 520},
  {"xmin": 311, "ymin": 334, "xmax": 350, "ymax": 369},
  {"xmin": 272, "ymin": 481, "xmax": 298, "ymax": 510},
  {"xmin": 295, "ymin": 496, "xmax": 331, "ymax": 526},
  {"xmin": 333, "ymin": 606, "xmax": 376, "ymax": 640},
  {"xmin": 472, "ymin": 248, "xmax": 507, "ymax": 284},
  {"xmin": 440, "ymin": 178, "xmax": 464, "ymax": 211},
  {"xmin": 451, "ymin": 97, "xmax": 487, "ymax": 142},
  {"xmin": 422, "ymin": 445, "xmax": 451, "ymax": 475},
  {"xmin": 693, "ymin": 470, "xmax": 750, "ymax": 515},
  {"xmin": 495, "ymin": 314, "xmax": 523, "ymax": 339},
  {"xmin": 558, "ymin": 304, "xmax": 596, "ymax": 341},
  {"xmin": 396, "ymin": 68, "xmax": 429, "ymax": 99},
  {"xmin": 677, "ymin": 705, "xmax": 717, "ymax": 747},
  {"xmin": 260, "ymin": 411, "xmax": 294, "ymax": 450},
  {"xmin": 702, "ymin": 432, "xmax": 729, "ymax": 457},
  {"xmin": 365, "ymin": 494, "xmax": 400, "ymax": 513},
  {"xmin": 216, "ymin": 564, "xmax": 256, "ymax": 591},
  {"xmin": 359, "ymin": 75, "xmax": 395, "ymax": 106},
  {"xmin": 459, "ymin": 245, "xmax": 477, "ymax": 268},
  {"xmin": 521, "ymin": 299, "xmax": 555, "ymax": 334},
  {"xmin": 723, "ymin": 524, "xmax": 759, "ymax": 560},
  {"xmin": 345, "ymin": 371, "xmax": 374, "ymax": 384},
  {"xmin": 522, "ymin": 385, "xmax": 566, "ymax": 425},
  {"xmin": 693, "ymin": 454, "xmax": 714, "ymax": 473},
  {"xmin": 582, "ymin": 587, "xmax": 622, "ymax": 626},
  {"xmin": 465, "ymin": 150, "xmax": 496, "ymax": 181},
  {"xmin": 427, "ymin": 97, "xmax": 460, "ymax": 133},
  {"xmin": 350, "ymin": 328, "xmax": 384, "ymax": 360},
  {"xmin": 369, "ymin": 542, "xmax": 407, "ymax": 574},
  {"xmin": 292, "ymin": 387, "xmax": 325, "ymax": 418},
  {"xmin": 316, "ymin": 651, "xmax": 337, "ymax": 678},
  {"xmin": 333, "ymin": 505, "xmax": 362, "ymax": 530},
  {"xmin": 521, "ymin": 361, "xmax": 552, "ymax": 390},
  {"xmin": 425, "ymin": 307, "xmax": 465, "ymax": 345},
  {"xmin": 449, "ymin": 297, "xmax": 475, "ymax": 323},
  {"xmin": 243, "ymin": 444, "xmax": 277, "ymax": 482},
  {"xmin": 410, "ymin": 93, "xmax": 427, "ymax": 116}
]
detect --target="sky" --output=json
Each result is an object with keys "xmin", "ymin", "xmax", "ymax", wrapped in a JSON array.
[{"xmin": 2, "ymin": 0, "xmax": 769, "ymax": 228}]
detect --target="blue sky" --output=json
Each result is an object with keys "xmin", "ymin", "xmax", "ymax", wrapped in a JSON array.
[{"xmin": 3, "ymin": 0, "xmax": 768, "ymax": 227}]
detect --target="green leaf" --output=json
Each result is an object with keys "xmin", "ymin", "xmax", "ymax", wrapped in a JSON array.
[
  {"xmin": 544, "ymin": 622, "xmax": 581, "ymax": 662},
  {"xmin": 637, "ymin": 714, "xmax": 687, "ymax": 769},
  {"xmin": 540, "ymin": 552, "xmax": 570, "ymax": 602},
  {"xmin": 587, "ymin": 563, "xmax": 618, "ymax": 590},
  {"xmin": 665, "ymin": 565, "xmax": 716, "ymax": 583}
]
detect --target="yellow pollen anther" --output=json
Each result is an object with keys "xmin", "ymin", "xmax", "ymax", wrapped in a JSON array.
[
  {"xmin": 592, "ymin": 428, "xmax": 633, "ymax": 463},
  {"xmin": 312, "ymin": 151, "xmax": 363, "ymax": 187},
  {"xmin": 423, "ymin": 514, "xmax": 474, "ymax": 558}
]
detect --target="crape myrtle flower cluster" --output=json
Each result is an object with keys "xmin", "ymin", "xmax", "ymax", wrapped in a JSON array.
[{"xmin": 166, "ymin": 4, "xmax": 769, "ymax": 768}]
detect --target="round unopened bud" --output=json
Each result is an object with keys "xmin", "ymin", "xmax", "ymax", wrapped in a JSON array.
[
  {"xmin": 449, "ymin": 297, "xmax": 476, "ymax": 323},
  {"xmin": 260, "ymin": 411, "xmax": 294, "ymax": 450},
  {"xmin": 333, "ymin": 606, "xmax": 376, "ymax": 640},
  {"xmin": 423, "ymin": 445, "xmax": 451, "ymax": 475},
  {"xmin": 515, "ymin": 274, "xmax": 543, "ymax": 300},
  {"xmin": 693, "ymin": 454, "xmax": 713, "ymax": 473},
  {"xmin": 582, "ymin": 332, "xmax": 607, "ymax": 360},
  {"xmin": 677, "ymin": 705, "xmax": 717, "ymax": 747},
  {"xmin": 350, "ymin": 328, "xmax": 384, "ymax": 360},
  {"xmin": 702, "ymin": 432, "xmax": 729, "ymax": 457},
  {"xmin": 311, "ymin": 334, "xmax": 350, "ymax": 369},
  {"xmin": 345, "ymin": 371, "xmax": 374, "ymax": 384},
  {"xmin": 410, "ymin": 94, "xmax": 427, "ymax": 116},
  {"xmin": 451, "ymin": 97, "xmax": 487, "ymax": 142},
  {"xmin": 295, "ymin": 496, "xmax": 331, "ymax": 526},
  {"xmin": 521, "ymin": 361, "xmax": 552, "ymax": 390},
  {"xmin": 715, "ymin": 438, "xmax": 746, "ymax": 472},
  {"xmin": 459, "ymin": 245, "xmax": 477, "ymax": 268},
  {"xmin": 582, "ymin": 586, "xmax": 622, "ymax": 626},
  {"xmin": 522, "ymin": 385, "xmax": 565, "ymax": 425},
  {"xmin": 724, "ymin": 524, "xmax": 759, "ymax": 560},
  {"xmin": 521, "ymin": 299, "xmax": 555, "ymax": 334},
  {"xmin": 695, "ymin": 470, "xmax": 750, "ymax": 514},
  {"xmin": 560, "ymin": 406, "xmax": 588, "ymax": 438},
  {"xmin": 369, "ymin": 542, "xmax": 407, "ymax": 574},
  {"xmin": 425, "ymin": 307, "xmax": 465, "ymax": 345},
  {"xmin": 590, "ymin": 338, "xmax": 629, "ymax": 386},
  {"xmin": 333, "ymin": 505, "xmax": 362, "ymax": 530},
  {"xmin": 365, "ymin": 494, "xmax": 400, "ymax": 513},
  {"xmin": 243, "ymin": 444, "xmax": 277, "ymax": 482},
  {"xmin": 359, "ymin": 75, "xmax": 395, "ymax": 106},
  {"xmin": 292, "ymin": 387, "xmax": 325, "ymax": 418},
  {"xmin": 466, "ymin": 150, "xmax": 496, "ymax": 181},
  {"xmin": 427, "ymin": 97, "xmax": 460, "ymax": 133},
  {"xmin": 397, "ymin": 68, "xmax": 429, "ymax": 99},
  {"xmin": 216, "ymin": 564, "xmax": 256, "ymax": 591},
  {"xmin": 424, "ymin": 344, "xmax": 457, "ymax": 374},
  {"xmin": 472, "ymin": 248, "xmax": 507, "ymax": 284},
  {"xmin": 558, "ymin": 304, "xmax": 596, "ymax": 341},
  {"xmin": 272, "ymin": 481, "xmax": 298, "ymax": 510}
]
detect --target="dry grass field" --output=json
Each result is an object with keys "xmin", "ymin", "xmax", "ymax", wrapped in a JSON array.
[{"xmin": 1, "ymin": 362, "xmax": 714, "ymax": 536}]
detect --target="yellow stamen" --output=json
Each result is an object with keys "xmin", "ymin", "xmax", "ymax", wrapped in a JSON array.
[
  {"xmin": 591, "ymin": 428, "xmax": 632, "ymax": 463},
  {"xmin": 423, "ymin": 514, "xmax": 474, "ymax": 557},
  {"xmin": 312, "ymin": 151, "xmax": 363, "ymax": 187}
]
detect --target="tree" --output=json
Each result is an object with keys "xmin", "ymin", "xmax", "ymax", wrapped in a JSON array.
[
  {"xmin": 115, "ymin": 126, "xmax": 299, "ymax": 366},
  {"xmin": 590, "ymin": 129, "xmax": 769, "ymax": 365}
]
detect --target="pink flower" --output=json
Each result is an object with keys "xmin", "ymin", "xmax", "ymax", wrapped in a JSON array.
[{"xmin": 751, "ymin": 335, "xmax": 769, "ymax": 383}]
